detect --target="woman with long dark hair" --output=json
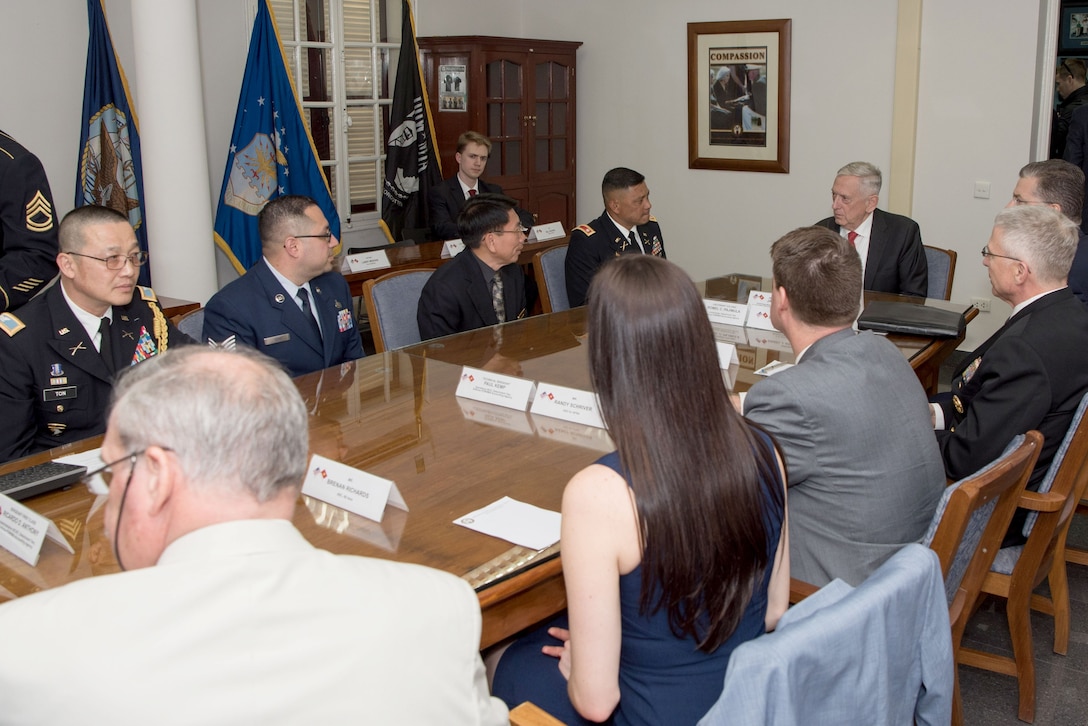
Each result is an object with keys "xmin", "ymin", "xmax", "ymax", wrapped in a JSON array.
[{"xmin": 493, "ymin": 255, "xmax": 788, "ymax": 724}]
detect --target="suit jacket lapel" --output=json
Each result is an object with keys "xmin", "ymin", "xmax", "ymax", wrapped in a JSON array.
[
  {"xmin": 462, "ymin": 251, "xmax": 497, "ymax": 325},
  {"xmin": 863, "ymin": 210, "xmax": 887, "ymax": 291},
  {"xmin": 598, "ymin": 212, "xmax": 631, "ymax": 256},
  {"xmin": 44, "ymin": 286, "xmax": 113, "ymax": 383},
  {"xmin": 254, "ymin": 263, "xmax": 323, "ymax": 356},
  {"xmin": 310, "ymin": 279, "xmax": 344, "ymax": 366}
]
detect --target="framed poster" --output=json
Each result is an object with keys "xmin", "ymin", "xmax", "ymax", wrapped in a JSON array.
[
  {"xmin": 687, "ymin": 19, "xmax": 791, "ymax": 173},
  {"xmin": 1061, "ymin": 7, "xmax": 1088, "ymax": 53},
  {"xmin": 437, "ymin": 64, "xmax": 467, "ymax": 111}
]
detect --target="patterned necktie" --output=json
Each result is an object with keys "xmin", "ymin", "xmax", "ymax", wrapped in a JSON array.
[
  {"xmin": 491, "ymin": 272, "xmax": 506, "ymax": 324},
  {"xmin": 297, "ymin": 288, "xmax": 323, "ymax": 340},
  {"xmin": 847, "ymin": 230, "xmax": 859, "ymax": 246},
  {"xmin": 98, "ymin": 317, "xmax": 115, "ymax": 374}
]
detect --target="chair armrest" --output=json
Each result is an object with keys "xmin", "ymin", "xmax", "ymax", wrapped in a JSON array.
[
  {"xmin": 510, "ymin": 702, "xmax": 566, "ymax": 726},
  {"xmin": 789, "ymin": 577, "xmax": 819, "ymax": 604},
  {"xmin": 1018, "ymin": 490, "xmax": 1066, "ymax": 513}
]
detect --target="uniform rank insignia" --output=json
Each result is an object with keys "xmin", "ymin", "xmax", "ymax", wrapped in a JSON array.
[
  {"xmin": 953, "ymin": 395, "xmax": 964, "ymax": 414},
  {"xmin": 0, "ymin": 312, "xmax": 26, "ymax": 336},
  {"xmin": 25, "ymin": 190, "xmax": 54, "ymax": 232},
  {"xmin": 131, "ymin": 326, "xmax": 158, "ymax": 364},
  {"xmin": 575, "ymin": 224, "xmax": 595, "ymax": 236},
  {"xmin": 337, "ymin": 308, "xmax": 354, "ymax": 332},
  {"xmin": 209, "ymin": 335, "xmax": 237, "ymax": 350}
]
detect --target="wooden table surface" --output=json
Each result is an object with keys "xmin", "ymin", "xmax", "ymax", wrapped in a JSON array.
[{"xmin": 0, "ymin": 284, "xmax": 976, "ymax": 647}]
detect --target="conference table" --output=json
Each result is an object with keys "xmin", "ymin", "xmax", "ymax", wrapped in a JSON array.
[
  {"xmin": 342, "ymin": 235, "xmax": 568, "ymax": 297},
  {"xmin": 0, "ymin": 284, "xmax": 976, "ymax": 648}
]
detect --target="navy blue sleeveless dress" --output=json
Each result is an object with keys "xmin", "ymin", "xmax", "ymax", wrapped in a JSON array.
[{"xmin": 492, "ymin": 430, "xmax": 784, "ymax": 725}]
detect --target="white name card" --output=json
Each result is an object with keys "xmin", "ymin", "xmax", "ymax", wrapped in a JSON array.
[
  {"xmin": 301, "ymin": 454, "xmax": 408, "ymax": 523},
  {"xmin": 455, "ymin": 366, "xmax": 534, "ymax": 411},
  {"xmin": 745, "ymin": 289, "xmax": 776, "ymax": 331},
  {"xmin": 528, "ymin": 222, "xmax": 565, "ymax": 242},
  {"xmin": 716, "ymin": 342, "xmax": 739, "ymax": 369},
  {"xmin": 345, "ymin": 249, "xmax": 392, "ymax": 273},
  {"xmin": 704, "ymin": 298, "xmax": 748, "ymax": 326},
  {"xmin": 530, "ymin": 382, "xmax": 606, "ymax": 429},
  {"xmin": 441, "ymin": 239, "xmax": 466, "ymax": 257},
  {"xmin": 0, "ymin": 493, "xmax": 75, "ymax": 567}
]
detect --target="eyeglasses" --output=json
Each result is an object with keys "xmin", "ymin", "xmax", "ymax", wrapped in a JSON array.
[
  {"xmin": 1010, "ymin": 196, "xmax": 1052, "ymax": 207},
  {"xmin": 68, "ymin": 251, "xmax": 148, "ymax": 270},
  {"xmin": 981, "ymin": 246, "xmax": 1022, "ymax": 263},
  {"xmin": 293, "ymin": 233, "xmax": 334, "ymax": 242},
  {"xmin": 491, "ymin": 227, "xmax": 529, "ymax": 236}
]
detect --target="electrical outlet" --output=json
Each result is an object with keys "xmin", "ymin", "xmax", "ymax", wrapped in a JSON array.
[
  {"xmin": 974, "ymin": 181, "xmax": 991, "ymax": 199},
  {"xmin": 971, "ymin": 297, "xmax": 992, "ymax": 312}
]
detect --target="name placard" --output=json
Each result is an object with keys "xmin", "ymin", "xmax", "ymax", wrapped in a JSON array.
[
  {"xmin": 441, "ymin": 239, "xmax": 466, "ymax": 257},
  {"xmin": 704, "ymin": 299, "xmax": 748, "ymax": 326},
  {"xmin": 745, "ymin": 289, "xmax": 776, "ymax": 331},
  {"xmin": 345, "ymin": 249, "xmax": 392, "ymax": 273},
  {"xmin": 530, "ymin": 382, "xmax": 606, "ymax": 428},
  {"xmin": 301, "ymin": 454, "xmax": 408, "ymax": 523},
  {"xmin": 455, "ymin": 366, "xmax": 535, "ymax": 411},
  {"xmin": 528, "ymin": 222, "xmax": 565, "ymax": 242},
  {"xmin": 716, "ymin": 342, "xmax": 739, "ymax": 369},
  {"xmin": 746, "ymin": 328, "xmax": 793, "ymax": 353},
  {"xmin": 0, "ymin": 493, "xmax": 75, "ymax": 566}
]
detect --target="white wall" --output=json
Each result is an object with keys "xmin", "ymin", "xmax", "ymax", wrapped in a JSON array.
[
  {"xmin": 914, "ymin": 0, "xmax": 1044, "ymax": 347},
  {"xmin": 3, "ymin": 0, "xmax": 1047, "ymax": 349}
]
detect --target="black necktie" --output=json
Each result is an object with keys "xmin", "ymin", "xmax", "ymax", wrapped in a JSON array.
[
  {"xmin": 628, "ymin": 230, "xmax": 641, "ymax": 253},
  {"xmin": 297, "ymin": 288, "xmax": 323, "ymax": 340},
  {"xmin": 98, "ymin": 317, "xmax": 115, "ymax": 374}
]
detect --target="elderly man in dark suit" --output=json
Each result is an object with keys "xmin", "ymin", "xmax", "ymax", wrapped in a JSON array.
[
  {"xmin": 428, "ymin": 131, "xmax": 532, "ymax": 242},
  {"xmin": 932, "ymin": 206, "xmax": 1088, "ymax": 525},
  {"xmin": 743, "ymin": 226, "xmax": 945, "ymax": 586},
  {"xmin": 417, "ymin": 194, "xmax": 528, "ymax": 340},
  {"xmin": 202, "ymin": 195, "xmax": 363, "ymax": 377},
  {"xmin": 815, "ymin": 161, "xmax": 928, "ymax": 297}
]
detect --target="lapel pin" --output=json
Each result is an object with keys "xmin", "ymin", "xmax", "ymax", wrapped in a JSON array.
[{"xmin": 275, "ymin": 293, "xmax": 285, "ymax": 303}]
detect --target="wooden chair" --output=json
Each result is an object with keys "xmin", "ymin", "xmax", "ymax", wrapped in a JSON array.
[
  {"xmin": 172, "ymin": 306, "xmax": 205, "ymax": 343},
  {"xmin": 788, "ymin": 432, "xmax": 1041, "ymax": 726},
  {"xmin": 361, "ymin": 268, "xmax": 433, "ymax": 353},
  {"xmin": 1064, "ymin": 496, "xmax": 1088, "ymax": 566},
  {"xmin": 958, "ymin": 393, "xmax": 1088, "ymax": 723},
  {"xmin": 923, "ymin": 245, "xmax": 957, "ymax": 300},
  {"xmin": 509, "ymin": 702, "xmax": 565, "ymax": 726},
  {"xmin": 533, "ymin": 244, "xmax": 570, "ymax": 313},
  {"xmin": 922, "ymin": 431, "xmax": 1041, "ymax": 726}
]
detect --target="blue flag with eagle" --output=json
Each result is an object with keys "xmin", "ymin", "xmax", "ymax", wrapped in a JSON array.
[
  {"xmin": 76, "ymin": 0, "xmax": 150, "ymax": 286},
  {"xmin": 214, "ymin": 0, "xmax": 339, "ymax": 273}
]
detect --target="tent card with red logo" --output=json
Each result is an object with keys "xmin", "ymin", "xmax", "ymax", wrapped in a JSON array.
[
  {"xmin": 744, "ymin": 289, "xmax": 777, "ymax": 331},
  {"xmin": 301, "ymin": 454, "xmax": 408, "ymax": 523},
  {"xmin": 455, "ymin": 366, "xmax": 535, "ymax": 411},
  {"xmin": 0, "ymin": 493, "xmax": 75, "ymax": 567},
  {"xmin": 529, "ymin": 382, "xmax": 606, "ymax": 429}
]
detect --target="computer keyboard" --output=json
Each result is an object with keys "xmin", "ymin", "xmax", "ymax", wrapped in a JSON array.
[{"xmin": 0, "ymin": 461, "xmax": 88, "ymax": 501}]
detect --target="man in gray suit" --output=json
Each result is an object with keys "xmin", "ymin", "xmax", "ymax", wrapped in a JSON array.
[{"xmin": 743, "ymin": 226, "xmax": 945, "ymax": 586}]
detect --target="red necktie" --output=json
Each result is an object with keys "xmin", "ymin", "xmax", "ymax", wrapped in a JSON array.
[
  {"xmin": 847, "ymin": 231, "xmax": 858, "ymax": 246},
  {"xmin": 468, "ymin": 189, "xmax": 477, "ymax": 198}
]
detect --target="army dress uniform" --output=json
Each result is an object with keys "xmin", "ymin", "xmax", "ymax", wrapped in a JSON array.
[
  {"xmin": 0, "ymin": 130, "xmax": 60, "ymax": 312},
  {"xmin": 0, "ymin": 283, "xmax": 188, "ymax": 463},
  {"xmin": 564, "ymin": 211, "xmax": 665, "ymax": 307}
]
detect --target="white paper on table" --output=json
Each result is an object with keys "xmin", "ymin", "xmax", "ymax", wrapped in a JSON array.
[
  {"xmin": 56, "ymin": 448, "xmax": 107, "ymax": 495},
  {"xmin": 454, "ymin": 496, "xmax": 560, "ymax": 550}
]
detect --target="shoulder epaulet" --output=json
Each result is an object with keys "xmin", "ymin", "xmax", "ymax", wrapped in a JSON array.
[
  {"xmin": 0, "ymin": 312, "xmax": 26, "ymax": 337},
  {"xmin": 138, "ymin": 286, "xmax": 158, "ymax": 303},
  {"xmin": 649, "ymin": 215, "xmax": 658, "ymax": 223},
  {"xmin": 575, "ymin": 224, "xmax": 595, "ymax": 236}
]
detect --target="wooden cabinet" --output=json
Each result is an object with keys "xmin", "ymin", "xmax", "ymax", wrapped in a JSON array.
[{"xmin": 418, "ymin": 36, "xmax": 582, "ymax": 231}]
